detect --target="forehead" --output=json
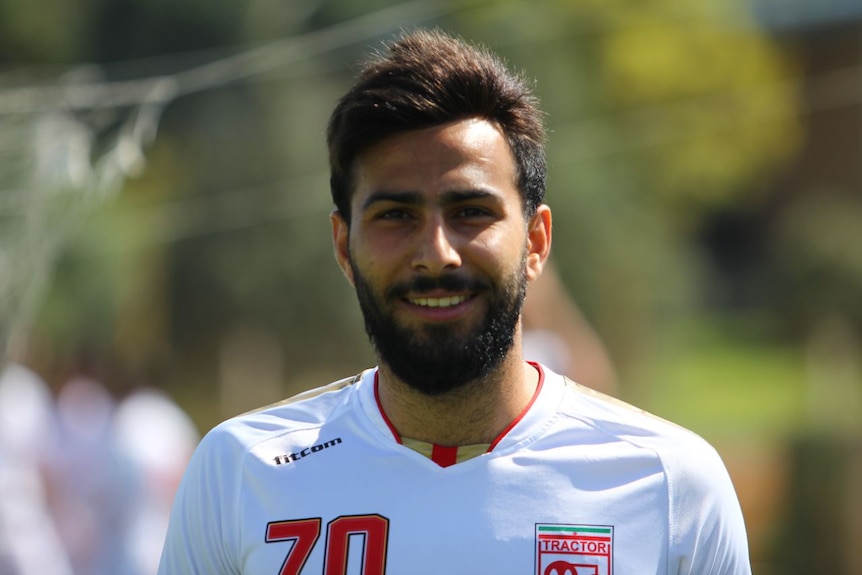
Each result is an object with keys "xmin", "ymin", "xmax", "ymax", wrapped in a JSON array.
[{"xmin": 352, "ymin": 119, "xmax": 519, "ymax": 204}]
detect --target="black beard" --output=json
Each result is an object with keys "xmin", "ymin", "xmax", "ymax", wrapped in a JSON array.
[{"xmin": 351, "ymin": 258, "xmax": 527, "ymax": 396}]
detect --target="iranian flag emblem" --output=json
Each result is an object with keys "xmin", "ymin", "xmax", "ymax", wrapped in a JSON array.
[{"xmin": 535, "ymin": 524, "xmax": 613, "ymax": 575}]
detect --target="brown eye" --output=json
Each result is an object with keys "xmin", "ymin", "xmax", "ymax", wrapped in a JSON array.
[
  {"xmin": 379, "ymin": 209, "xmax": 410, "ymax": 219},
  {"xmin": 456, "ymin": 206, "xmax": 491, "ymax": 218}
]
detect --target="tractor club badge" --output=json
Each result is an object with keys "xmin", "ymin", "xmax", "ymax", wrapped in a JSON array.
[{"xmin": 535, "ymin": 524, "xmax": 613, "ymax": 575}]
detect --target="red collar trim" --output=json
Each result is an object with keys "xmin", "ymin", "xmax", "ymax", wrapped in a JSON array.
[
  {"xmin": 374, "ymin": 371, "xmax": 402, "ymax": 444},
  {"xmin": 488, "ymin": 361, "xmax": 544, "ymax": 451},
  {"xmin": 373, "ymin": 362, "xmax": 545, "ymax": 456}
]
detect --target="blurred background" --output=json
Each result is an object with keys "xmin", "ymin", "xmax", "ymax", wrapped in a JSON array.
[{"xmin": 0, "ymin": 0, "xmax": 860, "ymax": 573}]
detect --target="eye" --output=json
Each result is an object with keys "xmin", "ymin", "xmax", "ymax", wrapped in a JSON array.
[
  {"xmin": 455, "ymin": 206, "xmax": 492, "ymax": 218},
  {"xmin": 378, "ymin": 208, "xmax": 411, "ymax": 220}
]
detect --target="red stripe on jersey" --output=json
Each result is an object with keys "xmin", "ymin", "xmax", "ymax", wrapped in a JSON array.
[
  {"xmin": 374, "ymin": 371, "xmax": 402, "ymax": 444},
  {"xmin": 430, "ymin": 444, "xmax": 459, "ymax": 468},
  {"xmin": 488, "ymin": 362, "xmax": 544, "ymax": 452},
  {"xmin": 375, "ymin": 363, "xmax": 545, "ymax": 458}
]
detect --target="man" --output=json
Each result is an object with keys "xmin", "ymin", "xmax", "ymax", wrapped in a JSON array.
[{"xmin": 159, "ymin": 29, "xmax": 752, "ymax": 574}]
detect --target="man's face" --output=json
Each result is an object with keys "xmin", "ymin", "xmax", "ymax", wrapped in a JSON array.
[{"xmin": 332, "ymin": 118, "xmax": 550, "ymax": 395}]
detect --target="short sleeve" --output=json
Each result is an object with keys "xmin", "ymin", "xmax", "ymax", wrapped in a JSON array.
[
  {"xmin": 158, "ymin": 424, "xmax": 242, "ymax": 575},
  {"xmin": 668, "ymin": 440, "xmax": 752, "ymax": 575}
]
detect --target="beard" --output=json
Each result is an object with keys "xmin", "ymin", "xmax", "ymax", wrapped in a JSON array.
[{"xmin": 350, "ymin": 255, "xmax": 528, "ymax": 396}]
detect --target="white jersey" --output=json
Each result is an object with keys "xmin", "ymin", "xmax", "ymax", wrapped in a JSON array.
[{"xmin": 159, "ymin": 364, "xmax": 751, "ymax": 575}]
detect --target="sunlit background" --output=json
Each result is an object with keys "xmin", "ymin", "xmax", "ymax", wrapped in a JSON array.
[{"xmin": 1, "ymin": 0, "xmax": 861, "ymax": 573}]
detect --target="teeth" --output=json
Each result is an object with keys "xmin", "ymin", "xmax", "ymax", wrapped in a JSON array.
[{"xmin": 411, "ymin": 295, "xmax": 466, "ymax": 308}]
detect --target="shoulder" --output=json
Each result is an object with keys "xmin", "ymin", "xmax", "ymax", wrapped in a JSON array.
[
  {"xmin": 159, "ymin": 371, "xmax": 371, "ymax": 573},
  {"xmin": 555, "ymin": 375, "xmax": 750, "ymax": 572},
  {"xmin": 553, "ymin": 375, "xmax": 736, "ymax": 523},
  {"xmin": 558, "ymin": 376, "xmax": 722, "ymax": 466},
  {"xmin": 196, "ymin": 371, "xmax": 365, "ymax": 463}
]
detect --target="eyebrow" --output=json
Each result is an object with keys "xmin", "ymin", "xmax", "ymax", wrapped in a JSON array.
[
  {"xmin": 360, "ymin": 190, "xmax": 422, "ymax": 211},
  {"xmin": 360, "ymin": 189, "xmax": 495, "ymax": 212}
]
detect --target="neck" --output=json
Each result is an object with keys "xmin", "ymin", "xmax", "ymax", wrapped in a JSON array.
[{"xmin": 375, "ymin": 353, "xmax": 539, "ymax": 446}]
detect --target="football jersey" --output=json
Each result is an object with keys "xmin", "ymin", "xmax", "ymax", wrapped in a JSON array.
[{"xmin": 158, "ymin": 363, "xmax": 751, "ymax": 575}]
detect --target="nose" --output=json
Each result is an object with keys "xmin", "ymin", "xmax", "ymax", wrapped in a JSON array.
[{"xmin": 410, "ymin": 216, "xmax": 461, "ymax": 274}]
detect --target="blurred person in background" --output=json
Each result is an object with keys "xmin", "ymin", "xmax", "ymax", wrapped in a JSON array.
[
  {"xmin": 112, "ymin": 385, "xmax": 199, "ymax": 575},
  {"xmin": 159, "ymin": 29, "xmax": 751, "ymax": 574},
  {"xmin": 522, "ymin": 259, "xmax": 618, "ymax": 395},
  {"xmin": 0, "ymin": 363, "xmax": 74, "ymax": 575},
  {"xmin": 41, "ymin": 364, "xmax": 133, "ymax": 575},
  {"xmin": 49, "ymin": 352, "xmax": 198, "ymax": 575}
]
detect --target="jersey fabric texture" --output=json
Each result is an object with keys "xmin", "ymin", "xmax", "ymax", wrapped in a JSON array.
[{"xmin": 158, "ymin": 364, "xmax": 752, "ymax": 575}]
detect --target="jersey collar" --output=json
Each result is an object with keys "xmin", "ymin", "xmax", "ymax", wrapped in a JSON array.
[{"xmin": 360, "ymin": 363, "xmax": 556, "ymax": 467}]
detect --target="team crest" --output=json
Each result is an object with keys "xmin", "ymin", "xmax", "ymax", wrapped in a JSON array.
[{"xmin": 535, "ymin": 524, "xmax": 613, "ymax": 575}]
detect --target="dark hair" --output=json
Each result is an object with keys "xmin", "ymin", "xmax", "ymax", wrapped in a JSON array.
[{"xmin": 326, "ymin": 28, "xmax": 546, "ymax": 222}]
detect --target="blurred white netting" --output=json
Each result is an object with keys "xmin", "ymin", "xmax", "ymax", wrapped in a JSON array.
[
  {"xmin": 0, "ymin": 0, "xmax": 445, "ymax": 364},
  {"xmin": 0, "ymin": 69, "xmax": 169, "ymax": 363}
]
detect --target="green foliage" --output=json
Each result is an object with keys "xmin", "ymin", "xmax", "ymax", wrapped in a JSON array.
[
  {"xmin": 0, "ymin": 0, "xmax": 93, "ymax": 62},
  {"xmin": 768, "ymin": 193, "xmax": 862, "ymax": 335},
  {"xmin": 5, "ymin": 0, "xmax": 857, "ymax": 419},
  {"xmin": 628, "ymin": 315, "xmax": 809, "ymax": 441},
  {"xmin": 454, "ymin": 0, "xmax": 803, "ymax": 367}
]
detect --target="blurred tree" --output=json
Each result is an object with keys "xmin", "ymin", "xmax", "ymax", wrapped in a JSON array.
[
  {"xmin": 2, "ymin": 0, "xmax": 811, "ymax": 422},
  {"xmin": 0, "ymin": 0, "xmax": 95, "ymax": 63},
  {"xmin": 452, "ymin": 0, "xmax": 802, "ymax": 377},
  {"xmin": 768, "ymin": 192, "xmax": 862, "ymax": 335}
]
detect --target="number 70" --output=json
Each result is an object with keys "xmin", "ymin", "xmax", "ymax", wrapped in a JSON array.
[{"xmin": 266, "ymin": 515, "xmax": 389, "ymax": 575}]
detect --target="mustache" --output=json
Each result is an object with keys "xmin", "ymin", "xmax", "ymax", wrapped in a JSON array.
[{"xmin": 387, "ymin": 274, "xmax": 491, "ymax": 299}]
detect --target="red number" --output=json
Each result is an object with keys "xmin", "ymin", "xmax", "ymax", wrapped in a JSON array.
[
  {"xmin": 324, "ymin": 515, "xmax": 389, "ymax": 575},
  {"xmin": 266, "ymin": 515, "xmax": 389, "ymax": 575},
  {"xmin": 266, "ymin": 518, "xmax": 322, "ymax": 575}
]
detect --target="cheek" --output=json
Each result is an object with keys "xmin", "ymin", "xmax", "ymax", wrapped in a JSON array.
[
  {"xmin": 347, "ymin": 238, "xmax": 391, "ymax": 284},
  {"xmin": 472, "ymin": 229, "xmax": 528, "ymax": 273}
]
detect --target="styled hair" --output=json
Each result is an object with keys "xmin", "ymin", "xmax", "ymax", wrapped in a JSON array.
[{"xmin": 326, "ymin": 28, "xmax": 546, "ymax": 222}]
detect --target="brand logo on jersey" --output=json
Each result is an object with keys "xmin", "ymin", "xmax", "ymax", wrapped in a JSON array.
[
  {"xmin": 535, "ymin": 524, "xmax": 613, "ymax": 575},
  {"xmin": 273, "ymin": 437, "xmax": 343, "ymax": 465}
]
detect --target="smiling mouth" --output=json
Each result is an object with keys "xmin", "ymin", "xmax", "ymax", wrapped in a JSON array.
[{"xmin": 408, "ymin": 295, "xmax": 469, "ymax": 308}]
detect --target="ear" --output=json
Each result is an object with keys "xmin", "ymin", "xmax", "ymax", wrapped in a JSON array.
[
  {"xmin": 331, "ymin": 210, "xmax": 355, "ymax": 286},
  {"xmin": 525, "ymin": 204, "xmax": 552, "ymax": 283}
]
